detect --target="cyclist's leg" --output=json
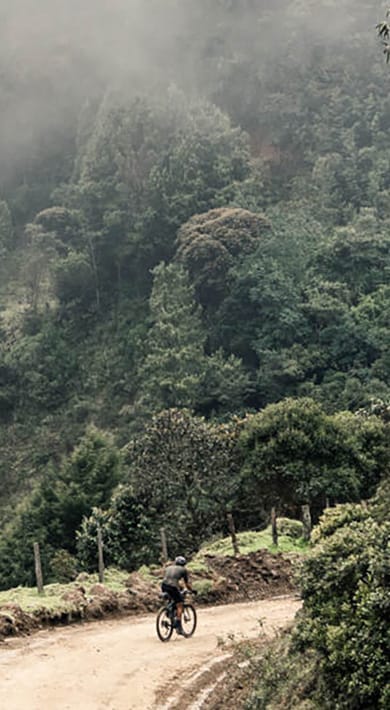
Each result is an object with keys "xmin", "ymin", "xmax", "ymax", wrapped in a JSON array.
[
  {"xmin": 174, "ymin": 590, "xmax": 185, "ymax": 630},
  {"xmin": 162, "ymin": 586, "xmax": 184, "ymax": 631},
  {"xmin": 161, "ymin": 583, "xmax": 186, "ymax": 633},
  {"xmin": 162, "ymin": 583, "xmax": 180, "ymax": 617},
  {"xmin": 176, "ymin": 598, "xmax": 184, "ymax": 619}
]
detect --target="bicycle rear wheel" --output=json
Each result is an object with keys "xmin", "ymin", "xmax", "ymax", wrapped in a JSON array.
[
  {"xmin": 181, "ymin": 603, "xmax": 197, "ymax": 637},
  {"xmin": 156, "ymin": 606, "xmax": 174, "ymax": 641}
]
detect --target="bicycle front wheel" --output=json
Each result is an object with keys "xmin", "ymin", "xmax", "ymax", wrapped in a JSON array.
[
  {"xmin": 156, "ymin": 607, "xmax": 174, "ymax": 642},
  {"xmin": 181, "ymin": 603, "xmax": 197, "ymax": 638}
]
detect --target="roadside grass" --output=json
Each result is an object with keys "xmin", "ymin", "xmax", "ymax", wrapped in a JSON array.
[
  {"xmin": 137, "ymin": 564, "xmax": 160, "ymax": 583},
  {"xmin": 213, "ymin": 631, "xmax": 319, "ymax": 710},
  {"xmin": 0, "ymin": 567, "xmax": 129, "ymax": 613},
  {"xmin": 192, "ymin": 524, "xmax": 310, "ymax": 565}
]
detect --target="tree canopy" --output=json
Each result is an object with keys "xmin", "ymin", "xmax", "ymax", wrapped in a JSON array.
[{"xmin": 0, "ymin": 0, "xmax": 388, "ymax": 603}]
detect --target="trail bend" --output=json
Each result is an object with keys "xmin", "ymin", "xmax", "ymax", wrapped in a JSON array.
[{"xmin": 0, "ymin": 596, "xmax": 300, "ymax": 710}]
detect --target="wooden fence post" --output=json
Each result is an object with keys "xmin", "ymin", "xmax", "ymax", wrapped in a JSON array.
[
  {"xmin": 160, "ymin": 527, "xmax": 168, "ymax": 564},
  {"xmin": 97, "ymin": 525, "xmax": 105, "ymax": 584},
  {"xmin": 226, "ymin": 512, "xmax": 240, "ymax": 556},
  {"xmin": 33, "ymin": 542, "xmax": 44, "ymax": 594},
  {"xmin": 301, "ymin": 504, "xmax": 312, "ymax": 541},
  {"xmin": 271, "ymin": 507, "xmax": 278, "ymax": 546}
]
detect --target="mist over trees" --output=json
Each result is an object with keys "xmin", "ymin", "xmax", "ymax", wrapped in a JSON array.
[{"xmin": 0, "ymin": 0, "xmax": 389, "ymax": 620}]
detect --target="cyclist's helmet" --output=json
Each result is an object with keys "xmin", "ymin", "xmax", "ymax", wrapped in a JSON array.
[{"xmin": 175, "ymin": 555, "xmax": 186, "ymax": 566}]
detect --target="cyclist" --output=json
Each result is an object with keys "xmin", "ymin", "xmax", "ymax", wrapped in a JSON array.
[{"xmin": 161, "ymin": 555, "xmax": 195, "ymax": 635}]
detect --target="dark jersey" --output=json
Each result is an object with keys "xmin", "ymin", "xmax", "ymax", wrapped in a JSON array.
[{"xmin": 163, "ymin": 564, "xmax": 188, "ymax": 589}]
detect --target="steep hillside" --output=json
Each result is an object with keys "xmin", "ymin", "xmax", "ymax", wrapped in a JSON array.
[{"xmin": 0, "ymin": 0, "xmax": 389, "ymax": 589}]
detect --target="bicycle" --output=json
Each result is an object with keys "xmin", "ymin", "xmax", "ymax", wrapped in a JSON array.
[{"xmin": 156, "ymin": 590, "xmax": 197, "ymax": 641}]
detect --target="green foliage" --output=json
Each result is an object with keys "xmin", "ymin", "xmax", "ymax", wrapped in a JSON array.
[
  {"xmin": 76, "ymin": 487, "xmax": 153, "ymax": 572},
  {"xmin": 313, "ymin": 215, "xmax": 390, "ymax": 303},
  {"xmin": 294, "ymin": 484, "xmax": 390, "ymax": 709},
  {"xmin": 241, "ymin": 486, "xmax": 390, "ymax": 710},
  {"xmin": 34, "ymin": 207, "xmax": 84, "ymax": 251},
  {"xmin": 6, "ymin": 320, "xmax": 78, "ymax": 412},
  {"xmin": 49, "ymin": 549, "xmax": 79, "ymax": 584},
  {"xmin": 245, "ymin": 636, "xmax": 319, "ymax": 710},
  {"xmin": 0, "ymin": 428, "xmax": 122, "ymax": 589},
  {"xmin": 124, "ymin": 408, "xmax": 241, "ymax": 555},
  {"xmin": 176, "ymin": 207, "xmax": 271, "ymax": 308},
  {"xmin": 310, "ymin": 503, "xmax": 369, "ymax": 542},
  {"xmin": 22, "ymin": 222, "xmax": 58, "ymax": 311},
  {"xmin": 277, "ymin": 517, "xmax": 304, "ymax": 540},
  {"xmin": 137, "ymin": 262, "xmax": 206, "ymax": 411},
  {"xmin": 136, "ymin": 262, "xmax": 250, "ymax": 416},
  {"xmin": 218, "ymin": 253, "xmax": 303, "ymax": 365},
  {"xmin": 57, "ymin": 426, "xmax": 122, "ymax": 541},
  {"xmin": 53, "ymin": 250, "xmax": 96, "ymax": 312},
  {"xmin": 64, "ymin": 89, "xmax": 251, "ymax": 299},
  {"xmin": 198, "ymin": 348, "xmax": 252, "ymax": 416},
  {"xmin": 0, "ymin": 1, "xmax": 389, "ymax": 640},
  {"xmin": 238, "ymin": 398, "xmax": 387, "ymax": 512}
]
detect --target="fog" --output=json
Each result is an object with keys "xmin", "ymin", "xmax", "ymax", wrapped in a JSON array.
[
  {"xmin": 0, "ymin": 0, "xmax": 379, "ymax": 187},
  {"xmin": 0, "ymin": 0, "xmax": 188, "ymax": 182}
]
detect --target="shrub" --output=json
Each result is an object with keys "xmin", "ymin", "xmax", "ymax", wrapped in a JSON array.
[
  {"xmin": 294, "ymin": 488, "xmax": 390, "ymax": 709},
  {"xmin": 277, "ymin": 517, "xmax": 304, "ymax": 540},
  {"xmin": 50, "ymin": 549, "xmax": 78, "ymax": 583}
]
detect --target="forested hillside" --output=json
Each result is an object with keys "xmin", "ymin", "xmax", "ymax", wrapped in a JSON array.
[
  {"xmin": 1, "ymin": 2, "xmax": 389, "ymax": 704},
  {"xmin": 0, "ymin": 0, "xmax": 389, "ymax": 593}
]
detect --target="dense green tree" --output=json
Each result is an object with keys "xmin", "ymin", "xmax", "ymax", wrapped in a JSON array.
[
  {"xmin": 137, "ymin": 262, "xmax": 206, "ymax": 411},
  {"xmin": 313, "ymin": 212, "xmax": 390, "ymax": 302},
  {"xmin": 53, "ymin": 250, "xmax": 96, "ymax": 313},
  {"xmin": 197, "ymin": 349, "xmax": 253, "ymax": 417},
  {"xmin": 33, "ymin": 207, "xmax": 84, "ymax": 251},
  {"xmin": 124, "ymin": 408, "xmax": 241, "ymax": 555},
  {"xmin": 244, "ymin": 481, "xmax": 390, "ymax": 709},
  {"xmin": 21, "ymin": 222, "xmax": 59, "ymax": 312},
  {"xmin": 351, "ymin": 286, "xmax": 390, "ymax": 388},
  {"xmin": 238, "ymin": 398, "xmax": 387, "ymax": 516},
  {"xmin": 0, "ymin": 468, "xmax": 63, "ymax": 588},
  {"xmin": 57, "ymin": 426, "xmax": 122, "ymax": 546},
  {"xmin": 136, "ymin": 262, "xmax": 250, "ymax": 415},
  {"xmin": 227, "ymin": 256, "xmax": 303, "ymax": 359},
  {"xmin": 5, "ymin": 321, "xmax": 78, "ymax": 412},
  {"xmin": 204, "ymin": 204, "xmax": 325, "ymax": 379},
  {"xmin": 76, "ymin": 488, "xmax": 153, "ymax": 572},
  {"xmin": 175, "ymin": 207, "xmax": 271, "ymax": 308}
]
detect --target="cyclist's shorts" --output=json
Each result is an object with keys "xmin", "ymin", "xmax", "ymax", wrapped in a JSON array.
[{"xmin": 161, "ymin": 582, "xmax": 183, "ymax": 604}]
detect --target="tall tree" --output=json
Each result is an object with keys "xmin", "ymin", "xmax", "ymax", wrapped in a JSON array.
[
  {"xmin": 238, "ymin": 397, "xmax": 387, "ymax": 517},
  {"xmin": 137, "ymin": 262, "xmax": 206, "ymax": 411},
  {"xmin": 124, "ymin": 408, "xmax": 241, "ymax": 555},
  {"xmin": 175, "ymin": 207, "xmax": 271, "ymax": 309},
  {"xmin": 137, "ymin": 262, "xmax": 250, "ymax": 415}
]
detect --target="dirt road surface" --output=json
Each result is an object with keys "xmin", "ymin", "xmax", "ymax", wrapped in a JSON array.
[{"xmin": 0, "ymin": 597, "xmax": 300, "ymax": 710}]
